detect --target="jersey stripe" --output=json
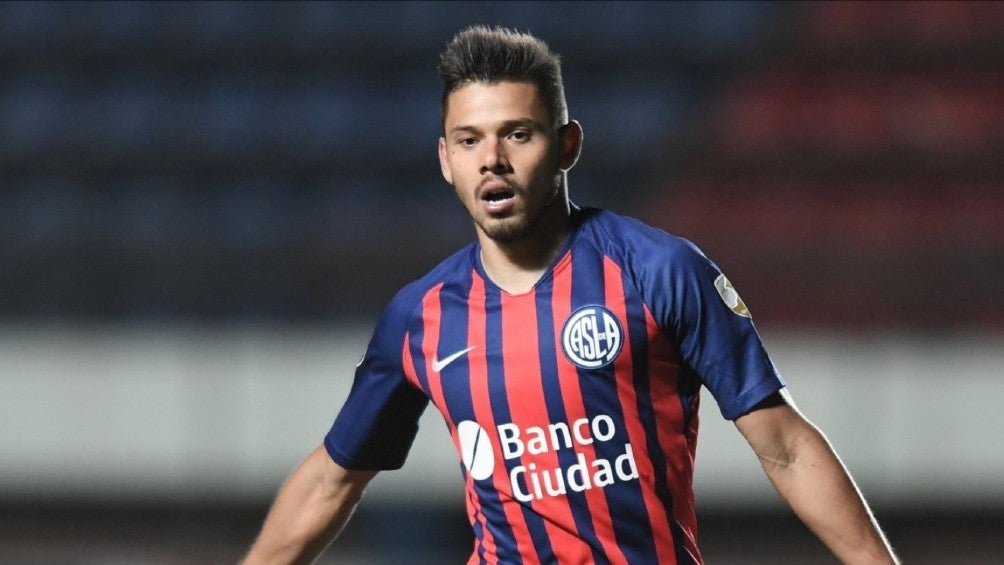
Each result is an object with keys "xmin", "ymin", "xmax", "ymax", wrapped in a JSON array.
[
  {"xmin": 549, "ymin": 253, "xmax": 628, "ymax": 565},
  {"xmin": 401, "ymin": 334, "xmax": 421, "ymax": 390},
  {"xmin": 421, "ymin": 276, "xmax": 497, "ymax": 564},
  {"xmin": 487, "ymin": 283, "xmax": 549, "ymax": 564},
  {"xmin": 644, "ymin": 305, "xmax": 702, "ymax": 561},
  {"xmin": 534, "ymin": 270, "xmax": 607, "ymax": 565},
  {"xmin": 567, "ymin": 247, "xmax": 657, "ymax": 562},
  {"xmin": 613, "ymin": 257, "xmax": 700, "ymax": 563},
  {"xmin": 405, "ymin": 320, "xmax": 430, "ymax": 404},
  {"xmin": 602, "ymin": 256, "xmax": 678, "ymax": 564},
  {"xmin": 465, "ymin": 273, "xmax": 511, "ymax": 563},
  {"xmin": 501, "ymin": 289, "xmax": 586, "ymax": 562},
  {"xmin": 420, "ymin": 284, "xmax": 452, "ymax": 430}
]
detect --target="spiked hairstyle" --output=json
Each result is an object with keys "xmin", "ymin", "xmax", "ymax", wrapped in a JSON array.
[{"xmin": 438, "ymin": 26, "xmax": 569, "ymax": 130}]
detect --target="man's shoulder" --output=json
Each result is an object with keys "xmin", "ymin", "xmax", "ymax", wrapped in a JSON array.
[
  {"xmin": 383, "ymin": 243, "xmax": 476, "ymax": 318},
  {"xmin": 579, "ymin": 207, "xmax": 701, "ymax": 262}
]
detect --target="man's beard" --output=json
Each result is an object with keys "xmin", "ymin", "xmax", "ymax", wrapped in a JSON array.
[{"xmin": 476, "ymin": 175, "xmax": 562, "ymax": 243}]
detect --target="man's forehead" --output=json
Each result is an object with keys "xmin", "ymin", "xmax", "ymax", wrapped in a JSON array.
[{"xmin": 444, "ymin": 80, "xmax": 549, "ymax": 126}]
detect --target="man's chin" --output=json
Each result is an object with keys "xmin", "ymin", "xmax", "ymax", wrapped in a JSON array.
[{"xmin": 478, "ymin": 216, "xmax": 530, "ymax": 243}]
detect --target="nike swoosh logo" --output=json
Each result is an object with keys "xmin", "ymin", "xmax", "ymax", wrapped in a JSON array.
[{"xmin": 432, "ymin": 346, "xmax": 476, "ymax": 372}]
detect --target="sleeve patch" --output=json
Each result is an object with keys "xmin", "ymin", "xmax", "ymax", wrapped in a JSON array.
[{"xmin": 713, "ymin": 274, "xmax": 751, "ymax": 318}]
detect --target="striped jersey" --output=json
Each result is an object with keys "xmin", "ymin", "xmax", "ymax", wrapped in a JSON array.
[{"xmin": 325, "ymin": 207, "xmax": 785, "ymax": 564}]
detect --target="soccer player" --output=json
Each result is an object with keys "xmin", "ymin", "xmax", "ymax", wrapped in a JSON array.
[{"xmin": 243, "ymin": 26, "xmax": 898, "ymax": 564}]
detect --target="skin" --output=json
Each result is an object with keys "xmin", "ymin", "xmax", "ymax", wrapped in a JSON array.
[
  {"xmin": 437, "ymin": 80, "xmax": 583, "ymax": 295},
  {"xmin": 241, "ymin": 446, "xmax": 376, "ymax": 565},
  {"xmin": 736, "ymin": 390, "xmax": 899, "ymax": 564},
  {"xmin": 242, "ymin": 79, "xmax": 897, "ymax": 564}
]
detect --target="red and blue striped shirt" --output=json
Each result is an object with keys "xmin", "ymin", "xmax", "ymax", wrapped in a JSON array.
[{"xmin": 326, "ymin": 207, "xmax": 785, "ymax": 564}]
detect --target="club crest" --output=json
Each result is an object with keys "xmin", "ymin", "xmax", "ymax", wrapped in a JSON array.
[{"xmin": 561, "ymin": 305, "xmax": 623, "ymax": 370}]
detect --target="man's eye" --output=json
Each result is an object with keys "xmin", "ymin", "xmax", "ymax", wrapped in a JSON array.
[
  {"xmin": 509, "ymin": 131, "xmax": 530, "ymax": 142},
  {"xmin": 458, "ymin": 137, "xmax": 477, "ymax": 146}
]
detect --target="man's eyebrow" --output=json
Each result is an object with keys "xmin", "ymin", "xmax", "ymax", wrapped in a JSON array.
[
  {"xmin": 501, "ymin": 118, "xmax": 546, "ymax": 130},
  {"xmin": 447, "ymin": 118, "xmax": 546, "ymax": 135},
  {"xmin": 448, "ymin": 125, "xmax": 482, "ymax": 135}
]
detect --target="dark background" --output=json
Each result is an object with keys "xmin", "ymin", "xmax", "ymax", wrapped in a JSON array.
[
  {"xmin": 2, "ymin": 2, "xmax": 1002, "ymax": 563},
  {"xmin": 4, "ymin": 1, "xmax": 999, "ymax": 329}
]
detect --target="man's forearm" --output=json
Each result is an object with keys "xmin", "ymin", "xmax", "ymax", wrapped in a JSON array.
[
  {"xmin": 242, "ymin": 445, "xmax": 377, "ymax": 565},
  {"xmin": 762, "ymin": 423, "xmax": 898, "ymax": 564}
]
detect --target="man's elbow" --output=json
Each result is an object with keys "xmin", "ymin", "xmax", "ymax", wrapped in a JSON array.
[{"xmin": 755, "ymin": 418, "xmax": 825, "ymax": 475}]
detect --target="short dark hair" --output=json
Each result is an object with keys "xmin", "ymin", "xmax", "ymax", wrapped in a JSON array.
[{"xmin": 438, "ymin": 25, "xmax": 568, "ymax": 130}]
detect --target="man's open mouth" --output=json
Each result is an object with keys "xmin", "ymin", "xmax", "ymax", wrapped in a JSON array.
[{"xmin": 484, "ymin": 189, "xmax": 515, "ymax": 202}]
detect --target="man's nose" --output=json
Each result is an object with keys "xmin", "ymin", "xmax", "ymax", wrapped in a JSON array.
[{"xmin": 480, "ymin": 137, "xmax": 510, "ymax": 174}]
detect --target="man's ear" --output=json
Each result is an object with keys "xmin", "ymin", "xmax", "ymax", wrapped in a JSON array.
[
  {"xmin": 559, "ymin": 120, "xmax": 584, "ymax": 171},
  {"xmin": 438, "ymin": 137, "xmax": 453, "ymax": 184}
]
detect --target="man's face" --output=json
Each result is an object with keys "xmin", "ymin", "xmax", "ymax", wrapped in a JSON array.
[{"xmin": 438, "ymin": 81, "xmax": 578, "ymax": 243}]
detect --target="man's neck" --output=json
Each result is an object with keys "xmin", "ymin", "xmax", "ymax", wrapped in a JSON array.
[{"xmin": 478, "ymin": 204, "xmax": 573, "ymax": 295}]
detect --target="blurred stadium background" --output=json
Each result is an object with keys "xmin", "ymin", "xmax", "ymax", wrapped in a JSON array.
[{"xmin": 1, "ymin": 1, "xmax": 1002, "ymax": 563}]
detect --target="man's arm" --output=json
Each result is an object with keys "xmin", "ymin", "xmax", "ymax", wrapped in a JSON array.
[
  {"xmin": 735, "ymin": 390, "xmax": 898, "ymax": 564},
  {"xmin": 242, "ymin": 444, "xmax": 378, "ymax": 565}
]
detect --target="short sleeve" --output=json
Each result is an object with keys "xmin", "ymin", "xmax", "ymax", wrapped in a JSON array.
[
  {"xmin": 642, "ymin": 237, "xmax": 785, "ymax": 420},
  {"xmin": 324, "ymin": 300, "xmax": 429, "ymax": 470}
]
